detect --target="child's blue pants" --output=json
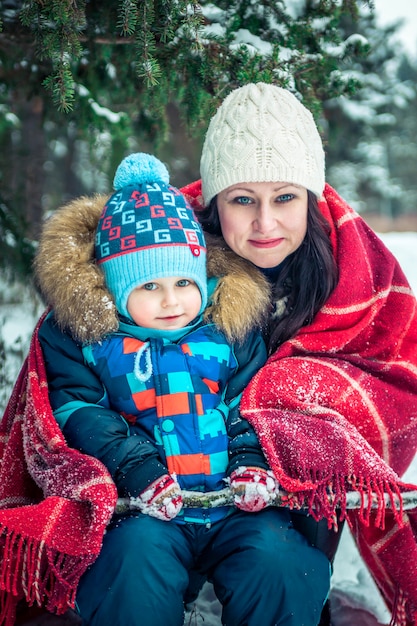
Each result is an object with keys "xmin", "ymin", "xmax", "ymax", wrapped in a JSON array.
[{"xmin": 76, "ymin": 507, "xmax": 330, "ymax": 626}]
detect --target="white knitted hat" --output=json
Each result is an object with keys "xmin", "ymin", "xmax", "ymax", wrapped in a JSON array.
[{"xmin": 200, "ymin": 83, "xmax": 325, "ymax": 203}]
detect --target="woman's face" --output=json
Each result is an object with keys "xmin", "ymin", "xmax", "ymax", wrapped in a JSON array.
[{"xmin": 216, "ymin": 182, "xmax": 308, "ymax": 268}]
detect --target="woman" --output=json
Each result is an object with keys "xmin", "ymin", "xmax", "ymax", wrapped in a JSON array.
[{"xmin": 181, "ymin": 82, "xmax": 417, "ymax": 626}]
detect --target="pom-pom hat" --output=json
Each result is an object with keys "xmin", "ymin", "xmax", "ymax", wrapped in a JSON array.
[
  {"xmin": 95, "ymin": 153, "xmax": 207, "ymax": 321},
  {"xmin": 200, "ymin": 82, "xmax": 325, "ymax": 203}
]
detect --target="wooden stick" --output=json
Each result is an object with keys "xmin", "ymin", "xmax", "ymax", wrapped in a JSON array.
[{"xmin": 115, "ymin": 487, "xmax": 417, "ymax": 515}]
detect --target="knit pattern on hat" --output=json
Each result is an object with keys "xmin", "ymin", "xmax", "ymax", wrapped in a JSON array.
[
  {"xmin": 95, "ymin": 153, "xmax": 207, "ymax": 320},
  {"xmin": 200, "ymin": 82, "xmax": 325, "ymax": 203}
]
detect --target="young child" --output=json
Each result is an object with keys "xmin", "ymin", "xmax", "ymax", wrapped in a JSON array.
[
  {"xmin": 69, "ymin": 152, "xmax": 272, "ymax": 526},
  {"xmin": 36, "ymin": 153, "xmax": 320, "ymax": 626}
]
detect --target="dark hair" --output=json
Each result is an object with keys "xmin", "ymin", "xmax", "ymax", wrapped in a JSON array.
[{"xmin": 198, "ymin": 191, "xmax": 338, "ymax": 353}]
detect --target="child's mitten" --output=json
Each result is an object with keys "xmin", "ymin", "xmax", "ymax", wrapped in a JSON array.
[
  {"xmin": 229, "ymin": 466, "xmax": 279, "ymax": 512},
  {"xmin": 137, "ymin": 474, "xmax": 183, "ymax": 521}
]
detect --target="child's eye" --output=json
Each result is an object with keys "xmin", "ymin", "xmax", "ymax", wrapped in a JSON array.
[
  {"xmin": 177, "ymin": 279, "xmax": 191, "ymax": 287},
  {"xmin": 143, "ymin": 282, "xmax": 157, "ymax": 291}
]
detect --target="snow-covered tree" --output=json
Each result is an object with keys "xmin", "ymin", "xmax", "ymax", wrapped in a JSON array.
[
  {"xmin": 324, "ymin": 6, "xmax": 417, "ymax": 219},
  {"xmin": 0, "ymin": 0, "xmax": 410, "ymax": 280}
]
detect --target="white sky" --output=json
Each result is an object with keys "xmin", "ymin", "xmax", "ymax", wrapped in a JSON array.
[{"xmin": 374, "ymin": 0, "xmax": 417, "ymax": 57}]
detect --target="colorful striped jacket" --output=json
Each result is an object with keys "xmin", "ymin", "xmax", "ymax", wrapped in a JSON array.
[{"xmin": 39, "ymin": 313, "xmax": 268, "ymax": 525}]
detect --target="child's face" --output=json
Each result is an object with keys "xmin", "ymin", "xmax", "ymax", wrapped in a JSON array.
[{"xmin": 127, "ymin": 276, "xmax": 202, "ymax": 330}]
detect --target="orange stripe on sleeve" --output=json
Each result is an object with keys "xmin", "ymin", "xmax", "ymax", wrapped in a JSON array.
[{"xmin": 202, "ymin": 378, "xmax": 219, "ymax": 394}]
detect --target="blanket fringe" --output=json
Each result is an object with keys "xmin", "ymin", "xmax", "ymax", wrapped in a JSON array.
[
  {"xmin": 0, "ymin": 589, "xmax": 18, "ymax": 626},
  {"xmin": 346, "ymin": 474, "xmax": 404, "ymax": 529},
  {"xmin": 278, "ymin": 472, "xmax": 405, "ymax": 531},
  {"xmin": 390, "ymin": 588, "xmax": 412, "ymax": 626},
  {"xmin": 0, "ymin": 523, "xmax": 95, "ymax": 626}
]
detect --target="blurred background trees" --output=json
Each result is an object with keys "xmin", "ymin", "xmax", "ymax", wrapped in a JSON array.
[{"xmin": 0, "ymin": 0, "xmax": 416, "ymax": 283}]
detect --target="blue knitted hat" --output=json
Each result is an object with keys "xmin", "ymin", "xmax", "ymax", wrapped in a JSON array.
[{"xmin": 95, "ymin": 153, "xmax": 207, "ymax": 320}]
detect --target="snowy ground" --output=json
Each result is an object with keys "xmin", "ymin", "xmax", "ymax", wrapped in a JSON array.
[{"xmin": 1, "ymin": 230, "xmax": 417, "ymax": 626}]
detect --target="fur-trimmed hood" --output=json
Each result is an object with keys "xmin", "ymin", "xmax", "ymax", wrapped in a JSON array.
[{"xmin": 34, "ymin": 195, "xmax": 271, "ymax": 345}]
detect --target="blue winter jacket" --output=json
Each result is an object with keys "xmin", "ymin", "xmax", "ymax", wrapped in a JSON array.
[{"xmin": 38, "ymin": 312, "xmax": 268, "ymax": 525}]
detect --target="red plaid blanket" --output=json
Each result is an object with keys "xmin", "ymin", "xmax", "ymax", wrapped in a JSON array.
[{"xmin": 0, "ymin": 315, "xmax": 117, "ymax": 626}]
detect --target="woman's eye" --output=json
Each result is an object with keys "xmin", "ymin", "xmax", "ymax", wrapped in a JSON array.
[
  {"xmin": 277, "ymin": 193, "xmax": 295, "ymax": 203},
  {"xmin": 234, "ymin": 196, "xmax": 253, "ymax": 205}
]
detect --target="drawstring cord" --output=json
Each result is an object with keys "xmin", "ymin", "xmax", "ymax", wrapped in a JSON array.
[{"xmin": 134, "ymin": 342, "xmax": 152, "ymax": 382}]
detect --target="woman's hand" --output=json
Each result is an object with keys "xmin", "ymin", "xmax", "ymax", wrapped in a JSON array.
[{"xmin": 229, "ymin": 466, "xmax": 279, "ymax": 512}]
